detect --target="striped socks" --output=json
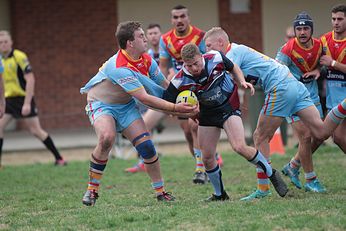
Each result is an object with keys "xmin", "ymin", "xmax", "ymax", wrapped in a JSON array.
[
  {"xmin": 87, "ymin": 154, "xmax": 108, "ymax": 192},
  {"xmin": 330, "ymin": 99, "xmax": 346, "ymax": 124},
  {"xmin": 256, "ymin": 167, "xmax": 270, "ymax": 192},
  {"xmin": 305, "ymin": 171, "xmax": 317, "ymax": 182},
  {"xmin": 289, "ymin": 158, "xmax": 301, "ymax": 170},
  {"xmin": 151, "ymin": 180, "xmax": 165, "ymax": 195},
  {"xmin": 194, "ymin": 148, "xmax": 205, "ymax": 172}
]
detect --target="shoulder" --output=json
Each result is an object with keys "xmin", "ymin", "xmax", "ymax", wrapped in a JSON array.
[
  {"xmin": 13, "ymin": 49, "xmax": 28, "ymax": 59},
  {"xmin": 161, "ymin": 30, "xmax": 174, "ymax": 40}
]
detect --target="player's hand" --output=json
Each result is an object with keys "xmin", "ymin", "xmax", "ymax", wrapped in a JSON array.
[
  {"xmin": 303, "ymin": 69, "xmax": 320, "ymax": 80},
  {"xmin": 320, "ymin": 55, "xmax": 333, "ymax": 67},
  {"xmin": 240, "ymin": 81, "xmax": 255, "ymax": 96},
  {"xmin": 174, "ymin": 102, "xmax": 199, "ymax": 116},
  {"xmin": 21, "ymin": 103, "xmax": 31, "ymax": 116}
]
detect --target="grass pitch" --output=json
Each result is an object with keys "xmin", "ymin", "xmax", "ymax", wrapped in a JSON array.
[{"xmin": 1, "ymin": 146, "xmax": 345, "ymax": 230}]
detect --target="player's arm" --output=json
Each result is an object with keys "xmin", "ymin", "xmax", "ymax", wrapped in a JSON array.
[
  {"xmin": 149, "ymin": 57, "xmax": 170, "ymax": 89},
  {"xmin": 159, "ymin": 58, "xmax": 170, "ymax": 79},
  {"xmin": 15, "ymin": 52, "xmax": 35, "ymax": 116},
  {"xmin": 129, "ymin": 88, "xmax": 198, "ymax": 117},
  {"xmin": 222, "ymin": 53, "xmax": 255, "ymax": 95},
  {"xmin": 0, "ymin": 74, "xmax": 5, "ymax": 118},
  {"xmin": 158, "ymin": 37, "xmax": 171, "ymax": 78},
  {"xmin": 320, "ymin": 55, "xmax": 346, "ymax": 73},
  {"xmin": 22, "ymin": 72, "xmax": 35, "ymax": 116}
]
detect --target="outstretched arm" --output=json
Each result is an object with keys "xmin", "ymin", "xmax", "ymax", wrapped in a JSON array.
[
  {"xmin": 230, "ymin": 63, "xmax": 255, "ymax": 96},
  {"xmin": 129, "ymin": 88, "xmax": 198, "ymax": 117}
]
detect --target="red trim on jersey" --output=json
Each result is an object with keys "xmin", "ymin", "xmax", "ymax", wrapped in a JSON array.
[{"xmin": 116, "ymin": 49, "xmax": 152, "ymax": 76}]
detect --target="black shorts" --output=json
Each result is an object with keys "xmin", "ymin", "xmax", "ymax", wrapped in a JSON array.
[
  {"xmin": 199, "ymin": 88, "xmax": 241, "ymax": 128},
  {"xmin": 5, "ymin": 96, "xmax": 38, "ymax": 118}
]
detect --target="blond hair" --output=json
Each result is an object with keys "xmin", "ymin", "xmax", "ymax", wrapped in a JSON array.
[
  {"xmin": 181, "ymin": 43, "xmax": 200, "ymax": 61},
  {"xmin": 0, "ymin": 30, "xmax": 11, "ymax": 38},
  {"xmin": 204, "ymin": 27, "xmax": 229, "ymax": 41}
]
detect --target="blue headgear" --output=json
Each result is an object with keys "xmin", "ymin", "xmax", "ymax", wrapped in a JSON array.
[{"xmin": 293, "ymin": 12, "xmax": 313, "ymax": 34}]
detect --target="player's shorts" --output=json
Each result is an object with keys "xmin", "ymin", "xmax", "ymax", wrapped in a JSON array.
[
  {"xmin": 199, "ymin": 89, "xmax": 241, "ymax": 128},
  {"xmin": 286, "ymin": 102, "xmax": 323, "ymax": 124},
  {"xmin": 261, "ymin": 78, "xmax": 314, "ymax": 117},
  {"xmin": 85, "ymin": 99, "xmax": 142, "ymax": 132},
  {"xmin": 5, "ymin": 96, "xmax": 38, "ymax": 118}
]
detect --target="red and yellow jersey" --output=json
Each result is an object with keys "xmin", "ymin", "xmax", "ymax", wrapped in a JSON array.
[
  {"xmin": 159, "ymin": 25, "xmax": 205, "ymax": 72},
  {"xmin": 320, "ymin": 31, "xmax": 346, "ymax": 109},
  {"xmin": 280, "ymin": 38, "xmax": 322, "ymax": 74},
  {"xmin": 320, "ymin": 31, "xmax": 346, "ymax": 64},
  {"xmin": 1, "ymin": 49, "xmax": 33, "ymax": 98}
]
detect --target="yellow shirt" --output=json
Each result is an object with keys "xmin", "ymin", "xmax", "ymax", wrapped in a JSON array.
[{"xmin": 1, "ymin": 49, "xmax": 32, "ymax": 98}]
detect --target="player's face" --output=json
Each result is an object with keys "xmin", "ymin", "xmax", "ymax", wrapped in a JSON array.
[
  {"xmin": 146, "ymin": 27, "xmax": 161, "ymax": 47},
  {"xmin": 205, "ymin": 36, "xmax": 224, "ymax": 53},
  {"xmin": 184, "ymin": 54, "xmax": 204, "ymax": 76},
  {"xmin": 132, "ymin": 29, "xmax": 148, "ymax": 54},
  {"xmin": 294, "ymin": 26, "xmax": 312, "ymax": 44},
  {"xmin": 0, "ymin": 34, "xmax": 13, "ymax": 55},
  {"xmin": 332, "ymin": 12, "xmax": 346, "ymax": 34},
  {"xmin": 171, "ymin": 9, "xmax": 190, "ymax": 34}
]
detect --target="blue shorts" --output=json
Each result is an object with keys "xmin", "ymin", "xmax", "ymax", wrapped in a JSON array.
[
  {"xmin": 85, "ymin": 99, "xmax": 142, "ymax": 132},
  {"xmin": 261, "ymin": 79, "xmax": 314, "ymax": 117},
  {"xmin": 286, "ymin": 102, "xmax": 323, "ymax": 124}
]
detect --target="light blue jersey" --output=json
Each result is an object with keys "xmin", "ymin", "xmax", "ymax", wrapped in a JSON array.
[
  {"xmin": 81, "ymin": 51, "xmax": 165, "ymax": 98},
  {"xmin": 226, "ymin": 43, "xmax": 314, "ymax": 117},
  {"xmin": 226, "ymin": 43, "xmax": 291, "ymax": 94},
  {"xmin": 80, "ymin": 50, "xmax": 166, "ymax": 132}
]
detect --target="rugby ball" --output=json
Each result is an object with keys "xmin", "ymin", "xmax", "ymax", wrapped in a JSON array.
[{"xmin": 176, "ymin": 90, "xmax": 198, "ymax": 106}]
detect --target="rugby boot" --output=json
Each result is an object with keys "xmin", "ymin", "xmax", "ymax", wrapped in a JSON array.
[
  {"xmin": 55, "ymin": 158, "xmax": 67, "ymax": 166},
  {"xmin": 157, "ymin": 192, "xmax": 175, "ymax": 201},
  {"xmin": 269, "ymin": 169, "xmax": 289, "ymax": 197},
  {"xmin": 304, "ymin": 179, "xmax": 327, "ymax": 193},
  {"xmin": 240, "ymin": 189, "xmax": 271, "ymax": 201},
  {"xmin": 205, "ymin": 191, "xmax": 230, "ymax": 202},
  {"xmin": 125, "ymin": 162, "xmax": 146, "ymax": 173},
  {"xmin": 281, "ymin": 163, "xmax": 302, "ymax": 189},
  {"xmin": 82, "ymin": 190, "xmax": 99, "ymax": 206},
  {"xmin": 192, "ymin": 171, "xmax": 208, "ymax": 184}
]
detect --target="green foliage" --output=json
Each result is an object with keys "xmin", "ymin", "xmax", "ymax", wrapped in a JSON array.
[{"xmin": 1, "ymin": 146, "xmax": 345, "ymax": 230}]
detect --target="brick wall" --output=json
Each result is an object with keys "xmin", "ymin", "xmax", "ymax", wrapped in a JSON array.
[
  {"xmin": 218, "ymin": 0, "xmax": 262, "ymax": 51},
  {"xmin": 10, "ymin": 0, "xmax": 118, "ymax": 129}
]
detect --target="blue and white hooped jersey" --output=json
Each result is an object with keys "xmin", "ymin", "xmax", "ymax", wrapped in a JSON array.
[
  {"xmin": 226, "ymin": 43, "xmax": 292, "ymax": 94},
  {"xmin": 80, "ymin": 50, "xmax": 166, "ymax": 98}
]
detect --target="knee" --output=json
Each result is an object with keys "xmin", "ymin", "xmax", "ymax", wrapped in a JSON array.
[
  {"xmin": 202, "ymin": 153, "xmax": 215, "ymax": 169},
  {"xmin": 98, "ymin": 131, "xmax": 115, "ymax": 152},
  {"xmin": 135, "ymin": 139, "xmax": 156, "ymax": 160}
]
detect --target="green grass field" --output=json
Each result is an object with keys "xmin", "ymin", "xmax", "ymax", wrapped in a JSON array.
[{"xmin": 1, "ymin": 146, "xmax": 345, "ymax": 230}]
